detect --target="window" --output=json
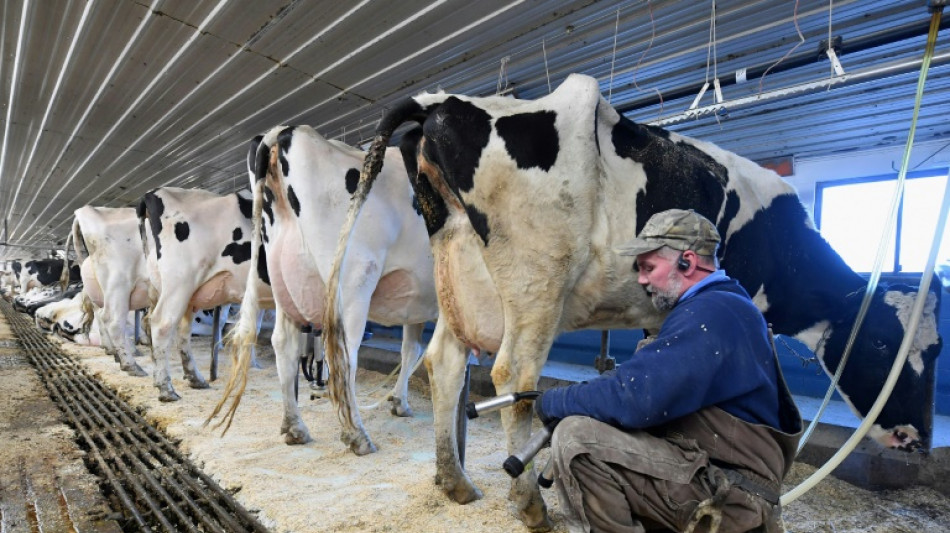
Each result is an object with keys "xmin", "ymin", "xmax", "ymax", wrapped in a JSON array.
[{"xmin": 815, "ymin": 169, "xmax": 950, "ymax": 273}]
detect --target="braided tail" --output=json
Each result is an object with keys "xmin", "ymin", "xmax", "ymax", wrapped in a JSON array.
[
  {"xmin": 323, "ymin": 133, "xmax": 392, "ymax": 436},
  {"xmin": 205, "ymin": 177, "xmax": 266, "ymax": 434}
]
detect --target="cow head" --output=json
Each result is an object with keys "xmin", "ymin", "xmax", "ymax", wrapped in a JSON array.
[{"xmin": 816, "ymin": 283, "xmax": 941, "ymax": 451}]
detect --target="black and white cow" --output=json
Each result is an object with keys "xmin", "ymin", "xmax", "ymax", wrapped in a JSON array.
[
  {"xmin": 67, "ymin": 206, "xmax": 151, "ymax": 376},
  {"xmin": 17, "ymin": 258, "xmax": 79, "ymax": 294},
  {"xmin": 137, "ymin": 187, "xmax": 274, "ymax": 402},
  {"xmin": 13, "ymin": 259, "xmax": 81, "ymax": 313},
  {"xmin": 324, "ymin": 74, "xmax": 942, "ymax": 529},
  {"xmin": 209, "ymin": 125, "xmax": 436, "ymax": 448}
]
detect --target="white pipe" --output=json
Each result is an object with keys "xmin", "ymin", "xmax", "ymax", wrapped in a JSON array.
[
  {"xmin": 783, "ymin": 10, "xmax": 946, "ymax": 504},
  {"xmin": 650, "ymin": 50, "xmax": 950, "ymax": 127}
]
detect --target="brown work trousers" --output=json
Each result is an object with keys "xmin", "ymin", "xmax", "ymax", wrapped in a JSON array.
[{"xmin": 551, "ymin": 416, "xmax": 778, "ymax": 533}]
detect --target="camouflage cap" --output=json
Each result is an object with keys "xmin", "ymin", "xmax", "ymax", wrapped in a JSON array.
[{"xmin": 615, "ymin": 208, "xmax": 720, "ymax": 257}]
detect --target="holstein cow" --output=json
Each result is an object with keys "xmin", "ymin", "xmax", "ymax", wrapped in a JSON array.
[
  {"xmin": 137, "ymin": 187, "xmax": 273, "ymax": 402},
  {"xmin": 209, "ymin": 125, "xmax": 436, "ymax": 449},
  {"xmin": 65, "ymin": 206, "xmax": 151, "ymax": 376},
  {"xmin": 35, "ymin": 292, "xmax": 88, "ymax": 331},
  {"xmin": 17, "ymin": 258, "xmax": 79, "ymax": 294},
  {"xmin": 324, "ymin": 74, "xmax": 942, "ymax": 529}
]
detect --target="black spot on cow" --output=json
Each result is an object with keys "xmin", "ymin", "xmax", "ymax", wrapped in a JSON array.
[
  {"xmin": 717, "ymin": 191, "xmax": 741, "ymax": 260},
  {"xmin": 223, "ymin": 225, "xmax": 251, "ymax": 265},
  {"xmin": 221, "ymin": 241, "xmax": 251, "ymax": 265},
  {"xmin": 423, "ymin": 97, "xmax": 492, "ymax": 194},
  {"xmin": 612, "ymin": 116, "xmax": 728, "ymax": 232},
  {"xmin": 236, "ymin": 192, "xmax": 253, "ymax": 219},
  {"xmin": 400, "ymin": 127, "xmax": 448, "ymax": 236},
  {"xmin": 247, "ymin": 135, "xmax": 264, "ymax": 178},
  {"xmin": 11, "ymin": 261, "xmax": 21, "ymax": 275},
  {"xmin": 257, "ymin": 244, "xmax": 270, "ymax": 285},
  {"xmin": 175, "ymin": 221, "xmax": 190, "ymax": 242},
  {"xmin": 253, "ymin": 135, "xmax": 269, "ymax": 183},
  {"xmin": 278, "ymin": 127, "xmax": 295, "ymax": 178},
  {"xmin": 262, "ymin": 185, "xmax": 275, "ymax": 225},
  {"xmin": 466, "ymin": 205, "xmax": 491, "ymax": 246},
  {"xmin": 261, "ymin": 220, "xmax": 269, "ymax": 243},
  {"xmin": 139, "ymin": 191, "xmax": 166, "ymax": 260},
  {"xmin": 345, "ymin": 168, "xmax": 360, "ymax": 195},
  {"xmin": 495, "ymin": 110, "xmax": 559, "ymax": 171},
  {"xmin": 26, "ymin": 259, "xmax": 66, "ymax": 286},
  {"xmin": 68, "ymin": 263, "xmax": 81, "ymax": 283},
  {"xmin": 288, "ymin": 185, "xmax": 301, "ymax": 217},
  {"xmin": 222, "ymin": 241, "xmax": 252, "ymax": 264}
]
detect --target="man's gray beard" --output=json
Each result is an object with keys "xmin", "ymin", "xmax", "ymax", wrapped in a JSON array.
[{"xmin": 649, "ymin": 272, "xmax": 682, "ymax": 312}]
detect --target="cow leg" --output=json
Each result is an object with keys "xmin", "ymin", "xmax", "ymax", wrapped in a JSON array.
[
  {"xmin": 177, "ymin": 309, "xmax": 209, "ymax": 390},
  {"xmin": 425, "ymin": 319, "xmax": 482, "ymax": 504},
  {"xmin": 388, "ymin": 322, "xmax": 424, "ymax": 417},
  {"xmin": 95, "ymin": 307, "xmax": 120, "ymax": 363},
  {"xmin": 272, "ymin": 310, "xmax": 311, "ymax": 444},
  {"xmin": 148, "ymin": 306, "xmax": 181, "ymax": 402},
  {"xmin": 493, "ymin": 327, "xmax": 556, "ymax": 532},
  {"xmin": 337, "ymin": 298, "xmax": 379, "ymax": 455},
  {"xmin": 103, "ymin": 293, "xmax": 146, "ymax": 377}
]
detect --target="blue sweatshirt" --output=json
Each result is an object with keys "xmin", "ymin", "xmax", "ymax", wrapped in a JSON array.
[{"xmin": 538, "ymin": 276, "xmax": 790, "ymax": 432}]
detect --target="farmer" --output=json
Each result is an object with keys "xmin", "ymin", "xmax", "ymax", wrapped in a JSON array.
[{"xmin": 534, "ymin": 209, "xmax": 803, "ymax": 532}]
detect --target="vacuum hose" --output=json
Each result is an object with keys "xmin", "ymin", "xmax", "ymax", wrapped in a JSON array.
[
  {"xmin": 465, "ymin": 391, "xmax": 541, "ymax": 419},
  {"xmin": 466, "ymin": 391, "xmax": 554, "ymax": 482},
  {"xmin": 503, "ymin": 425, "xmax": 552, "ymax": 479}
]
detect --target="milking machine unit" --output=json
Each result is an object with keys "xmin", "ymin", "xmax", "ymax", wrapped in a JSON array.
[{"xmin": 465, "ymin": 391, "xmax": 557, "ymax": 488}]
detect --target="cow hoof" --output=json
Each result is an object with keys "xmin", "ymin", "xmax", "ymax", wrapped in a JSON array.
[
  {"xmin": 343, "ymin": 432, "xmax": 377, "ymax": 456},
  {"xmin": 121, "ymin": 363, "xmax": 148, "ymax": 377},
  {"xmin": 159, "ymin": 390, "xmax": 181, "ymax": 402},
  {"xmin": 283, "ymin": 428, "xmax": 313, "ymax": 445},
  {"xmin": 524, "ymin": 517, "xmax": 553, "ymax": 533},
  {"xmin": 388, "ymin": 398, "xmax": 413, "ymax": 417},
  {"xmin": 443, "ymin": 480, "xmax": 483, "ymax": 504},
  {"xmin": 516, "ymin": 485, "xmax": 551, "ymax": 532},
  {"xmin": 187, "ymin": 378, "xmax": 210, "ymax": 390},
  {"xmin": 250, "ymin": 359, "xmax": 263, "ymax": 370}
]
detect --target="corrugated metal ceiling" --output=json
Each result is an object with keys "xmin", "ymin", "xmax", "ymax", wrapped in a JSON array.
[{"xmin": 1, "ymin": 0, "xmax": 948, "ymax": 256}]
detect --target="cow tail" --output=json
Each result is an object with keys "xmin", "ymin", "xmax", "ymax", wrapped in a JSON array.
[
  {"xmin": 59, "ymin": 219, "xmax": 77, "ymax": 291},
  {"xmin": 324, "ymin": 97, "xmax": 427, "ymax": 435},
  {"xmin": 79, "ymin": 291, "xmax": 95, "ymax": 335},
  {"xmin": 206, "ymin": 177, "xmax": 266, "ymax": 434}
]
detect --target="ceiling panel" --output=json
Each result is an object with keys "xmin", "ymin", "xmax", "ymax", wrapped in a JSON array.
[{"xmin": 1, "ymin": 0, "xmax": 948, "ymax": 258}]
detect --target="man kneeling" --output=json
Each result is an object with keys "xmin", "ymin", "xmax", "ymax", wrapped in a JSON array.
[{"xmin": 535, "ymin": 209, "xmax": 803, "ymax": 533}]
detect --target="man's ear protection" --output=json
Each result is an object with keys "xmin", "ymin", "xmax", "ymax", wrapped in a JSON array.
[{"xmin": 677, "ymin": 254, "xmax": 690, "ymax": 271}]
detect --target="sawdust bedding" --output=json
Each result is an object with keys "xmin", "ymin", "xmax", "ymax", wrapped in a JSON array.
[{"xmin": 49, "ymin": 335, "xmax": 950, "ymax": 533}]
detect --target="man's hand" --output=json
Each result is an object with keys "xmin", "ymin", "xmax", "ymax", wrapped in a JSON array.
[{"xmin": 534, "ymin": 393, "xmax": 560, "ymax": 430}]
